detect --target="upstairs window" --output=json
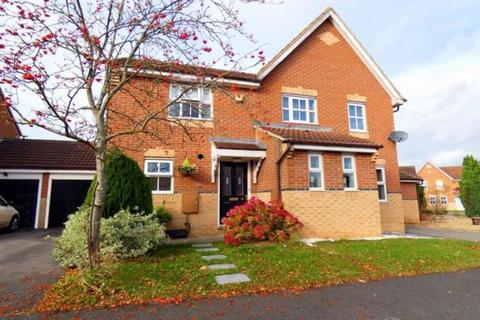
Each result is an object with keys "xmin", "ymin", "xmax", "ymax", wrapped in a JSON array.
[
  {"xmin": 282, "ymin": 96, "xmax": 317, "ymax": 124},
  {"xmin": 144, "ymin": 159, "xmax": 174, "ymax": 194},
  {"xmin": 309, "ymin": 153, "xmax": 324, "ymax": 190},
  {"xmin": 435, "ymin": 179, "xmax": 444, "ymax": 190},
  {"xmin": 169, "ymin": 85, "xmax": 212, "ymax": 120},
  {"xmin": 348, "ymin": 103, "xmax": 366, "ymax": 132},
  {"xmin": 376, "ymin": 167, "xmax": 387, "ymax": 201},
  {"xmin": 342, "ymin": 155, "xmax": 357, "ymax": 190}
]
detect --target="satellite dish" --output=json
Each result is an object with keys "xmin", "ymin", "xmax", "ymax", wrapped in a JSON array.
[{"xmin": 389, "ymin": 131, "xmax": 408, "ymax": 143}]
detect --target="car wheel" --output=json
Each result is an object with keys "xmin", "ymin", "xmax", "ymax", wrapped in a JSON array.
[{"xmin": 8, "ymin": 215, "xmax": 19, "ymax": 232}]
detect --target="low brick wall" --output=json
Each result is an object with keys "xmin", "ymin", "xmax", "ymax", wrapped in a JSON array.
[
  {"xmin": 379, "ymin": 193, "xmax": 405, "ymax": 233},
  {"xmin": 403, "ymin": 199, "xmax": 420, "ymax": 224},
  {"xmin": 282, "ymin": 190, "xmax": 382, "ymax": 239}
]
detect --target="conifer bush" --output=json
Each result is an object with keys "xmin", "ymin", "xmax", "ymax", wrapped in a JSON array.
[
  {"xmin": 460, "ymin": 155, "xmax": 480, "ymax": 217},
  {"xmin": 84, "ymin": 149, "xmax": 153, "ymax": 218}
]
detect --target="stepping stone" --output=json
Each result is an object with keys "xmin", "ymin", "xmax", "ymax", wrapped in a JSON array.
[
  {"xmin": 208, "ymin": 263, "xmax": 237, "ymax": 270},
  {"xmin": 196, "ymin": 247, "xmax": 219, "ymax": 252},
  {"xmin": 215, "ymin": 273, "xmax": 251, "ymax": 285},
  {"xmin": 192, "ymin": 243, "xmax": 213, "ymax": 248},
  {"xmin": 201, "ymin": 255, "xmax": 226, "ymax": 261}
]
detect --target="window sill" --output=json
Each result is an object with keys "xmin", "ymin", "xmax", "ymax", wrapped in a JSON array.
[
  {"xmin": 151, "ymin": 191, "xmax": 174, "ymax": 195},
  {"xmin": 283, "ymin": 120, "xmax": 318, "ymax": 125},
  {"xmin": 349, "ymin": 129, "xmax": 368, "ymax": 134},
  {"xmin": 309, "ymin": 188, "xmax": 325, "ymax": 192},
  {"xmin": 343, "ymin": 188, "xmax": 358, "ymax": 192},
  {"xmin": 379, "ymin": 199, "xmax": 389, "ymax": 203}
]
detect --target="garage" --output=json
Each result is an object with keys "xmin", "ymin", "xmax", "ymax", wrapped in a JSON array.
[
  {"xmin": 0, "ymin": 138, "xmax": 95, "ymax": 229},
  {"xmin": 0, "ymin": 177, "xmax": 41, "ymax": 229},
  {"xmin": 47, "ymin": 178, "xmax": 92, "ymax": 228}
]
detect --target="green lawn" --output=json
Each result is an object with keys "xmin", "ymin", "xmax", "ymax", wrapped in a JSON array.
[{"xmin": 37, "ymin": 239, "xmax": 480, "ymax": 312}]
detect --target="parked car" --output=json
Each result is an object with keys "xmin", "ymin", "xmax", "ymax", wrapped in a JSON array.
[{"xmin": 0, "ymin": 195, "xmax": 20, "ymax": 232}]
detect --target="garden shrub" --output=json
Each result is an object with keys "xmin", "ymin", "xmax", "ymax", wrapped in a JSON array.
[
  {"xmin": 52, "ymin": 207, "xmax": 166, "ymax": 268},
  {"xmin": 460, "ymin": 155, "xmax": 480, "ymax": 217},
  {"xmin": 222, "ymin": 197, "xmax": 303, "ymax": 246},
  {"xmin": 84, "ymin": 149, "xmax": 153, "ymax": 218},
  {"xmin": 150, "ymin": 205, "xmax": 172, "ymax": 225}
]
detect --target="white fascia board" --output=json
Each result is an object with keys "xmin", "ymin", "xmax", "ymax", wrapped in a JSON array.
[
  {"xmin": 126, "ymin": 68, "xmax": 260, "ymax": 89},
  {"xmin": 216, "ymin": 149, "xmax": 266, "ymax": 159},
  {"xmin": 400, "ymin": 179, "xmax": 423, "ymax": 184},
  {"xmin": 293, "ymin": 144, "xmax": 377, "ymax": 154},
  {"xmin": 0, "ymin": 169, "xmax": 96, "ymax": 174}
]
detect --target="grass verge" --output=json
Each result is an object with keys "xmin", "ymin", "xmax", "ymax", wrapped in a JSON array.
[{"xmin": 37, "ymin": 238, "xmax": 480, "ymax": 312}]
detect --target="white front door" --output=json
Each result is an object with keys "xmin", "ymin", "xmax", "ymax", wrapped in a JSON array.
[{"xmin": 454, "ymin": 197, "xmax": 465, "ymax": 211}]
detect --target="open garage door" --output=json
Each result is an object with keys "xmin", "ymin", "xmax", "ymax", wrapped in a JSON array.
[
  {"xmin": 48, "ymin": 179, "xmax": 91, "ymax": 228},
  {"xmin": 0, "ymin": 179, "xmax": 39, "ymax": 229}
]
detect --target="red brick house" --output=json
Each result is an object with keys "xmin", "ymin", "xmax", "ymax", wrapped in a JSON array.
[
  {"xmin": 109, "ymin": 7, "xmax": 409, "ymax": 238},
  {"xmin": 399, "ymin": 166, "xmax": 423, "ymax": 223}
]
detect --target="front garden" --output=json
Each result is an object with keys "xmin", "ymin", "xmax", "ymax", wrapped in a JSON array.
[{"xmin": 38, "ymin": 238, "xmax": 480, "ymax": 313}]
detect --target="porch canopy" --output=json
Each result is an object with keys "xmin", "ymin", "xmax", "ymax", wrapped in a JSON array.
[
  {"xmin": 210, "ymin": 137, "xmax": 266, "ymax": 183},
  {"xmin": 260, "ymin": 124, "xmax": 382, "ymax": 153}
]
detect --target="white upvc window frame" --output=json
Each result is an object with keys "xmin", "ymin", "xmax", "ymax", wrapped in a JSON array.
[
  {"xmin": 282, "ymin": 95, "xmax": 317, "ymax": 124},
  {"xmin": 376, "ymin": 166, "xmax": 388, "ymax": 202},
  {"xmin": 308, "ymin": 153, "xmax": 324, "ymax": 191},
  {"xmin": 168, "ymin": 85, "xmax": 213, "ymax": 120},
  {"xmin": 347, "ymin": 102, "xmax": 367, "ymax": 133},
  {"xmin": 429, "ymin": 195, "xmax": 437, "ymax": 206},
  {"xmin": 144, "ymin": 159, "xmax": 174, "ymax": 194},
  {"xmin": 435, "ymin": 179, "xmax": 444, "ymax": 190},
  {"xmin": 440, "ymin": 195, "xmax": 448, "ymax": 205},
  {"xmin": 342, "ymin": 154, "xmax": 357, "ymax": 191}
]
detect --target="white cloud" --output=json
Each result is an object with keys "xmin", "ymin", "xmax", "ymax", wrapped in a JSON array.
[{"xmin": 394, "ymin": 28, "xmax": 480, "ymax": 167}]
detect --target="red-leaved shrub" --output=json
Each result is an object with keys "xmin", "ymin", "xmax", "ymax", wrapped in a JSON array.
[{"xmin": 222, "ymin": 197, "xmax": 303, "ymax": 246}]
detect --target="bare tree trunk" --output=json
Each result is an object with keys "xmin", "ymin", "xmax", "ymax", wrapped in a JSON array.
[{"xmin": 88, "ymin": 130, "xmax": 107, "ymax": 268}]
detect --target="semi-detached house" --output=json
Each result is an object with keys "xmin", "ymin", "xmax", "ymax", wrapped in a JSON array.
[{"xmin": 109, "ymin": 7, "xmax": 410, "ymax": 239}]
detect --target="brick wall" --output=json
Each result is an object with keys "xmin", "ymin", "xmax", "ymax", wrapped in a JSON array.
[
  {"xmin": 0, "ymin": 99, "xmax": 19, "ymax": 138},
  {"xmin": 379, "ymin": 193, "xmax": 405, "ymax": 233},
  {"xmin": 401, "ymin": 182, "xmax": 418, "ymax": 200},
  {"xmin": 403, "ymin": 200, "xmax": 420, "ymax": 224},
  {"xmin": 283, "ymin": 190, "xmax": 382, "ymax": 238}
]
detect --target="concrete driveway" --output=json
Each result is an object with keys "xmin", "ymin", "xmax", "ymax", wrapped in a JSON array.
[
  {"xmin": 0, "ymin": 229, "xmax": 62, "ymax": 317},
  {"xmin": 407, "ymin": 225, "xmax": 480, "ymax": 241}
]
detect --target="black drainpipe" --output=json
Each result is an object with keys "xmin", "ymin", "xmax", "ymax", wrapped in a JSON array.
[{"xmin": 276, "ymin": 143, "xmax": 292, "ymax": 202}]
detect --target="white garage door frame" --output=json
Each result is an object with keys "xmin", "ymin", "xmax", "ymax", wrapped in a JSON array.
[
  {"xmin": 0, "ymin": 172, "xmax": 43, "ymax": 228},
  {"xmin": 44, "ymin": 173, "xmax": 94, "ymax": 229}
]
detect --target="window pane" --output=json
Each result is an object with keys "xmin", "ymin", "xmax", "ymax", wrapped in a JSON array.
[
  {"xmin": 293, "ymin": 110, "xmax": 300, "ymax": 120},
  {"xmin": 159, "ymin": 162, "xmax": 171, "ymax": 173},
  {"xmin": 344, "ymin": 173, "xmax": 355, "ymax": 188},
  {"xmin": 343, "ymin": 157, "xmax": 352, "ymax": 170},
  {"xmin": 349, "ymin": 117, "xmax": 357, "ymax": 130},
  {"xmin": 308, "ymin": 99, "xmax": 315, "ymax": 111},
  {"xmin": 309, "ymin": 112, "xmax": 315, "ymax": 123},
  {"xmin": 186, "ymin": 88, "xmax": 199, "ymax": 100},
  {"xmin": 357, "ymin": 119, "xmax": 364, "ymax": 130},
  {"xmin": 158, "ymin": 177, "xmax": 171, "ymax": 191},
  {"xmin": 170, "ymin": 86, "xmax": 180, "ymax": 99},
  {"xmin": 191, "ymin": 103, "xmax": 200, "ymax": 118},
  {"xmin": 310, "ymin": 156, "xmax": 319, "ymax": 169},
  {"xmin": 283, "ymin": 109, "xmax": 290, "ymax": 121},
  {"xmin": 169, "ymin": 103, "xmax": 180, "ymax": 117},
  {"xmin": 181, "ymin": 103, "xmax": 191, "ymax": 117},
  {"xmin": 282, "ymin": 96, "xmax": 289, "ymax": 108},
  {"xmin": 292, "ymin": 99, "xmax": 299, "ymax": 109},
  {"xmin": 356, "ymin": 105, "xmax": 363, "ymax": 117},
  {"xmin": 148, "ymin": 177, "xmax": 158, "ymax": 191},
  {"xmin": 310, "ymin": 172, "xmax": 322, "ymax": 188},
  {"xmin": 147, "ymin": 162, "xmax": 159, "ymax": 173},
  {"xmin": 201, "ymin": 104, "xmax": 211, "ymax": 119},
  {"xmin": 349, "ymin": 105, "xmax": 356, "ymax": 116},
  {"xmin": 378, "ymin": 185, "xmax": 386, "ymax": 200},
  {"xmin": 376, "ymin": 169, "xmax": 383, "ymax": 182},
  {"xmin": 299, "ymin": 99, "xmax": 306, "ymax": 110},
  {"xmin": 202, "ymin": 88, "xmax": 211, "ymax": 102},
  {"xmin": 299, "ymin": 110, "xmax": 306, "ymax": 121}
]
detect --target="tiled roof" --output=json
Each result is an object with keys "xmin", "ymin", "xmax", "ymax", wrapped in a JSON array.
[
  {"xmin": 0, "ymin": 138, "xmax": 95, "ymax": 170},
  {"xmin": 440, "ymin": 166, "xmax": 463, "ymax": 180},
  {"xmin": 399, "ymin": 166, "xmax": 422, "ymax": 182},
  {"xmin": 261, "ymin": 125, "xmax": 382, "ymax": 149},
  {"xmin": 115, "ymin": 58, "xmax": 257, "ymax": 82},
  {"xmin": 211, "ymin": 137, "xmax": 266, "ymax": 150}
]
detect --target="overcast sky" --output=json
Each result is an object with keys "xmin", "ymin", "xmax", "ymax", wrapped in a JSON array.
[{"xmin": 18, "ymin": 0, "xmax": 480, "ymax": 169}]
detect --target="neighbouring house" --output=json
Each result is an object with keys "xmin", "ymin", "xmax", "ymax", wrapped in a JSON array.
[
  {"xmin": 399, "ymin": 166, "xmax": 423, "ymax": 223},
  {"xmin": 0, "ymin": 139, "xmax": 95, "ymax": 229},
  {"xmin": 417, "ymin": 162, "xmax": 464, "ymax": 211},
  {"xmin": 109, "ymin": 7, "xmax": 408, "ymax": 239},
  {"xmin": 0, "ymin": 88, "xmax": 21, "ymax": 138}
]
